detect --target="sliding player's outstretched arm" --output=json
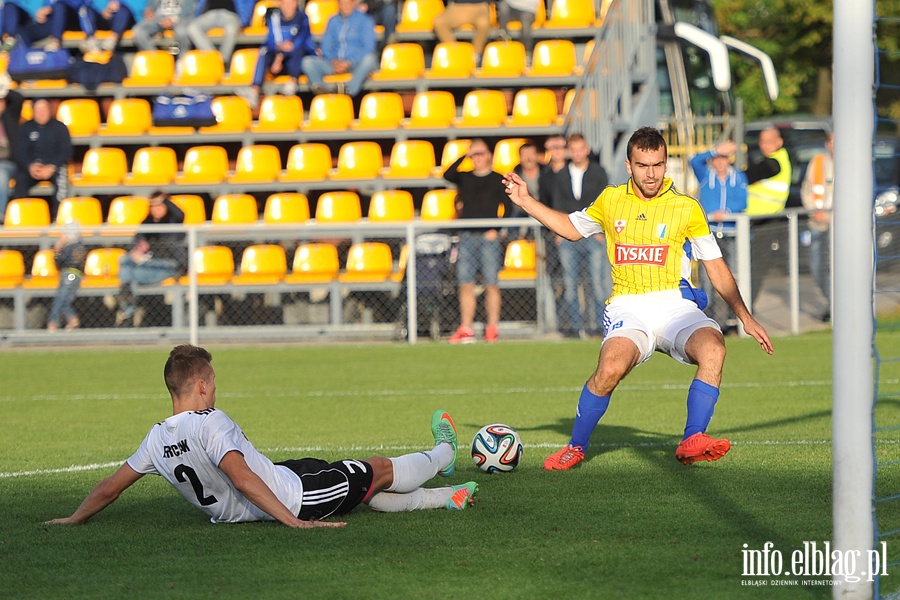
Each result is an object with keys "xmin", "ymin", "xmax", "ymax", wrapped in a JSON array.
[
  {"xmin": 45, "ymin": 462, "xmax": 145, "ymax": 525},
  {"xmin": 503, "ymin": 171, "xmax": 583, "ymax": 241}
]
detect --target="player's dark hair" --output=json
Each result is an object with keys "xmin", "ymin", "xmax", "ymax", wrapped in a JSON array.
[
  {"xmin": 164, "ymin": 345, "xmax": 213, "ymax": 398},
  {"xmin": 626, "ymin": 127, "xmax": 667, "ymax": 161}
]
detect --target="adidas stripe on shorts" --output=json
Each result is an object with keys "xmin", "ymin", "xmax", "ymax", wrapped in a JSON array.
[{"xmin": 276, "ymin": 457, "xmax": 375, "ymax": 520}]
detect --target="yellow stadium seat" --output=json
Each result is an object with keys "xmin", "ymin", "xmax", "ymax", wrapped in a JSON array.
[
  {"xmin": 228, "ymin": 144, "xmax": 282, "ymax": 183},
  {"xmin": 390, "ymin": 243, "xmax": 410, "ymax": 283},
  {"xmin": 179, "ymin": 246, "xmax": 235, "ymax": 286},
  {"xmin": 368, "ymin": 190, "xmax": 415, "ymax": 222},
  {"xmin": 107, "ymin": 196, "xmax": 149, "ymax": 227},
  {"xmin": 100, "ymin": 98, "xmax": 152, "ymax": 136},
  {"xmin": 73, "ymin": 147, "xmax": 127, "ymax": 186},
  {"xmin": 543, "ymin": 0, "xmax": 597, "ymax": 28},
  {"xmin": 252, "ymin": 94, "xmax": 303, "ymax": 132},
  {"xmin": 506, "ymin": 88, "xmax": 559, "ymax": 127},
  {"xmin": 123, "ymin": 50, "xmax": 175, "ymax": 87},
  {"xmin": 124, "ymin": 146, "xmax": 178, "ymax": 186},
  {"xmin": 285, "ymin": 243, "xmax": 340, "ymax": 284},
  {"xmin": 426, "ymin": 42, "xmax": 475, "ymax": 79},
  {"xmin": 475, "ymin": 41, "xmax": 526, "ymax": 78},
  {"xmin": 351, "ymin": 92, "xmax": 405, "ymax": 130},
  {"xmin": 315, "ymin": 191, "xmax": 362, "ymax": 223},
  {"xmin": 263, "ymin": 193, "xmax": 310, "ymax": 224},
  {"xmin": 4, "ymin": 197, "xmax": 51, "ymax": 229},
  {"xmin": 221, "ymin": 48, "xmax": 259, "ymax": 86},
  {"xmin": 22, "ymin": 249, "xmax": 59, "ymax": 289},
  {"xmin": 56, "ymin": 98, "xmax": 100, "ymax": 137},
  {"xmin": 574, "ymin": 39, "xmax": 594, "ymax": 76},
  {"xmin": 175, "ymin": 146, "xmax": 229, "ymax": 184},
  {"xmin": 280, "ymin": 143, "xmax": 333, "ymax": 182},
  {"xmin": 170, "ymin": 194, "xmax": 207, "ymax": 224},
  {"xmin": 498, "ymin": 240, "xmax": 536, "ymax": 280},
  {"xmin": 244, "ymin": 0, "xmax": 278, "ymax": 35},
  {"xmin": 339, "ymin": 242, "xmax": 393, "ymax": 282},
  {"xmin": 56, "ymin": 196, "xmax": 103, "ymax": 227},
  {"xmin": 330, "ymin": 141, "xmax": 383, "ymax": 180},
  {"xmin": 303, "ymin": 93, "xmax": 354, "ymax": 131},
  {"xmin": 493, "ymin": 138, "xmax": 527, "ymax": 173},
  {"xmin": 211, "ymin": 194, "xmax": 258, "ymax": 225},
  {"xmin": 172, "ymin": 50, "xmax": 225, "ymax": 86},
  {"xmin": 455, "ymin": 90, "xmax": 508, "ymax": 128},
  {"xmin": 0, "ymin": 249, "xmax": 25, "ymax": 288},
  {"xmin": 306, "ymin": 0, "xmax": 338, "ymax": 35},
  {"xmin": 381, "ymin": 140, "xmax": 436, "ymax": 179},
  {"xmin": 232, "ymin": 244, "xmax": 287, "ymax": 285},
  {"xmin": 81, "ymin": 247, "xmax": 126, "ymax": 288},
  {"xmin": 199, "ymin": 96, "xmax": 252, "ymax": 133},
  {"xmin": 420, "ymin": 189, "xmax": 457, "ymax": 220},
  {"xmin": 526, "ymin": 39, "xmax": 577, "ymax": 76},
  {"xmin": 405, "ymin": 90, "xmax": 457, "ymax": 129},
  {"xmin": 370, "ymin": 43, "xmax": 426, "ymax": 81},
  {"xmin": 396, "ymin": 0, "xmax": 444, "ymax": 32},
  {"xmin": 435, "ymin": 139, "xmax": 473, "ymax": 176},
  {"xmin": 560, "ymin": 88, "xmax": 576, "ymax": 125}
]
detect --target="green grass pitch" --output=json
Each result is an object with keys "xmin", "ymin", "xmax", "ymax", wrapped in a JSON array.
[{"xmin": 2, "ymin": 332, "xmax": 899, "ymax": 599}]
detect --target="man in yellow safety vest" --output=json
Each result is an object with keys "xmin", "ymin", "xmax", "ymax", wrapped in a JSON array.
[{"xmin": 746, "ymin": 126, "xmax": 792, "ymax": 215}]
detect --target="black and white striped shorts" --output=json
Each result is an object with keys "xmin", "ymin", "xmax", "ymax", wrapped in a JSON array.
[{"xmin": 276, "ymin": 457, "xmax": 374, "ymax": 520}]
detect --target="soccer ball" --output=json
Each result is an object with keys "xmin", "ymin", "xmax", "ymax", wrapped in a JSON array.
[{"xmin": 471, "ymin": 424, "xmax": 523, "ymax": 473}]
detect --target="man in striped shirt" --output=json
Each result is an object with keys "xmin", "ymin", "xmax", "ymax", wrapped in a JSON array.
[{"xmin": 503, "ymin": 127, "xmax": 773, "ymax": 470}]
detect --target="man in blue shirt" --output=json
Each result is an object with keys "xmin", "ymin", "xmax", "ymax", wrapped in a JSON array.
[{"xmin": 301, "ymin": 0, "xmax": 377, "ymax": 97}]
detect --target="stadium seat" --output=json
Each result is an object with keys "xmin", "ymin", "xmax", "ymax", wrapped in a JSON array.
[
  {"xmin": 81, "ymin": 247, "xmax": 127, "ymax": 288},
  {"xmin": 4, "ymin": 197, "xmax": 51, "ymax": 229},
  {"xmin": 99, "ymin": 98, "xmax": 152, "ymax": 136},
  {"xmin": 306, "ymin": 0, "xmax": 338, "ymax": 35},
  {"xmin": 244, "ymin": 0, "xmax": 278, "ymax": 35},
  {"xmin": 72, "ymin": 147, "xmax": 128, "ymax": 186},
  {"xmin": 263, "ymin": 193, "xmax": 310, "ymax": 224},
  {"xmin": 124, "ymin": 146, "xmax": 178, "ymax": 186},
  {"xmin": 575, "ymin": 39, "xmax": 595, "ymax": 76},
  {"xmin": 123, "ymin": 50, "xmax": 175, "ymax": 87},
  {"xmin": 455, "ymin": 90, "xmax": 508, "ymax": 128},
  {"xmin": 303, "ymin": 93, "xmax": 354, "ymax": 131},
  {"xmin": 172, "ymin": 50, "xmax": 225, "ymax": 86},
  {"xmin": 370, "ymin": 43, "xmax": 426, "ymax": 81},
  {"xmin": 390, "ymin": 243, "xmax": 410, "ymax": 283},
  {"xmin": 405, "ymin": 90, "xmax": 456, "ymax": 129},
  {"xmin": 232, "ymin": 244, "xmax": 288, "ymax": 285},
  {"xmin": 560, "ymin": 88, "xmax": 576, "ymax": 125},
  {"xmin": 228, "ymin": 144, "xmax": 282, "ymax": 183},
  {"xmin": 285, "ymin": 243, "xmax": 340, "ymax": 284},
  {"xmin": 526, "ymin": 39, "xmax": 577, "ymax": 77},
  {"xmin": 252, "ymin": 94, "xmax": 303, "ymax": 132},
  {"xmin": 56, "ymin": 98, "xmax": 101, "ymax": 137},
  {"xmin": 543, "ymin": 0, "xmax": 597, "ymax": 28},
  {"xmin": 170, "ymin": 194, "xmax": 207, "ymax": 224},
  {"xmin": 339, "ymin": 242, "xmax": 393, "ymax": 282},
  {"xmin": 56, "ymin": 196, "xmax": 103, "ymax": 227},
  {"xmin": 106, "ymin": 196, "xmax": 149, "ymax": 227},
  {"xmin": 221, "ymin": 48, "xmax": 259, "ymax": 86},
  {"xmin": 498, "ymin": 239, "xmax": 536, "ymax": 280},
  {"xmin": 22, "ymin": 249, "xmax": 59, "ymax": 289},
  {"xmin": 211, "ymin": 194, "xmax": 258, "ymax": 225},
  {"xmin": 493, "ymin": 138, "xmax": 527, "ymax": 173},
  {"xmin": 368, "ymin": 190, "xmax": 415, "ymax": 222},
  {"xmin": 475, "ymin": 41, "xmax": 526, "ymax": 78},
  {"xmin": 435, "ymin": 139, "xmax": 473, "ymax": 176},
  {"xmin": 175, "ymin": 146, "xmax": 229, "ymax": 184},
  {"xmin": 351, "ymin": 92, "xmax": 405, "ymax": 130},
  {"xmin": 420, "ymin": 189, "xmax": 457, "ymax": 220},
  {"xmin": 330, "ymin": 141, "xmax": 383, "ymax": 180},
  {"xmin": 381, "ymin": 140, "xmax": 436, "ymax": 179},
  {"xmin": 179, "ymin": 246, "xmax": 235, "ymax": 286},
  {"xmin": 506, "ymin": 88, "xmax": 559, "ymax": 127},
  {"xmin": 396, "ymin": 0, "xmax": 444, "ymax": 32},
  {"xmin": 280, "ymin": 143, "xmax": 333, "ymax": 182},
  {"xmin": 0, "ymin": 249, "xmax": 25, "ymax": 288},
  {"xmin": 199, "ymin": 96, "xmax": 252, "ymax": 133},
  {"xmin": 314, "ymin": 191, "xmax": 362, "ymax": 223},
  {"xmin": 425, "ymin": 42, "xmax": 475, "ymax": 79}
]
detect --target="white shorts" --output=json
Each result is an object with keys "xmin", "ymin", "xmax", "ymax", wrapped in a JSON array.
[{"xmin": 601, "ymin": 289, "xmax": 721, "ymax": 365}]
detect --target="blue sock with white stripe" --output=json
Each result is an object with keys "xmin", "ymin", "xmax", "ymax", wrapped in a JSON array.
[
  {"xmin": 570, "ymin": 383, "xmax": 611, "ymax": 449},
  {"xmin": 683, "ymin": 379, "xmax": 720, "ymax": 440}
]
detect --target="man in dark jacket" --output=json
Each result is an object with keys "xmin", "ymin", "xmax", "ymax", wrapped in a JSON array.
[
  {"xmin": 0, "ymin": 74, "xmax": 23, "ymax": 223},
  {"xmin": 13, "ymin": 98, "xmax": 72, "ymax": 221}
]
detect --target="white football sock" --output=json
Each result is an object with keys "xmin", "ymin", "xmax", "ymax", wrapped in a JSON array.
[
  {"xmin": 367, "ymin": 487, "xmax": 453, "ymax": 512},
  {"xmin": 385, "ymin": 444, "xmax": 454, "ymax": 493}
]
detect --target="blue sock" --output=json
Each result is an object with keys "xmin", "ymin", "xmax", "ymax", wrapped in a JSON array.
[
  {"xmin": 570, "ymin": 384, "xmax": 611, "ymax": 449},
  {"xmin": 683, "ymin": 379, "xmax": 720, "ymax": 440}
]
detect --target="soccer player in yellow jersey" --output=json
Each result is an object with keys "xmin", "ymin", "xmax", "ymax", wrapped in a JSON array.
[{"xmin": 503, "ymin": 127, "xmax": 774, "ymax": 469}]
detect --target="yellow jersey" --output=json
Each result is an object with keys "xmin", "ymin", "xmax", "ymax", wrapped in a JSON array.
[{"xmin": 570, "ymin": 178, "xmax": 720, "ymax": 299}]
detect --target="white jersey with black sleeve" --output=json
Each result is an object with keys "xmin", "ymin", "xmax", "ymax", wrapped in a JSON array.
[{"xmin": 126, "ymin": 408, "xmax": 305, "ymax": 523}]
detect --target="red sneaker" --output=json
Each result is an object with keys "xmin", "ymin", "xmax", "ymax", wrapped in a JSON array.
[
  {"xmin": 449, "ymin": 326, "xmax": 476, "ymax": 344},
  {"xmin": 675, "ymin": 433, "xmax": 731, "ymax": 465},
  {"xmin": 484, "ymin": 324, "xmax": 499, "ymax": 343},
  {"xmin": 544, "ymin": 444, "xmax": 585, "ymax": 470}
]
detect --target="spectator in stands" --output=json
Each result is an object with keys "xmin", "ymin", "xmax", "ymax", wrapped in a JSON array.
[
  {"xmin": 116, "ymin": 190, "xmax": 187, "ymax": 327},
  {"xmin": 1, "ymin": 0, "xmax": 54, "ymax": 51},
  {"xmin": 542, "ymin": 133, "xmax": 610, "ymax": 338},
  {"xmin": 359, "ymin": 0, "xmax": 397, "ymax": 47},
  {"xmin": 0, "ymin": 74, "xmax": 23, "ymax": 224},
  {"xmin": 239, "ymin": 0, "xmax": 315, "ymax": 109},
  {"xmin": 540, "ymin": 133, "xmax": 568, "ymax": 181},
  {"xmin": 497, "ymin": 0, "xmax": 538, "ymax": 58},
  {"xmin": 13, "ymin": 98, "xmax": 72, "ymax": 221},
  {"xmin": 131, "ymin": 0, "xmax": 196, "ymax": 54},
  {"xmin": 79, "ymin": 0, "xmax": 148, "ymax": 52},
  {"xmin": 800, "ymin": 132, "xmax": 834, "ymax": 322},
  {"xmin": 47, "ymin": 221, "xmax": 87, "ymax": 333},
  {"xmin": 43, "ymin": 0, "xmax": 88, "ymax": 52},
  {"xmin": 432, "ymin": 0, "xmax": 491, "ymax": 66},
  {"xmin": 443, "ymin": 138, "xmax": 511, "ymax": 344},
  {"xmin": 301, "ymin": 0, "xmax": 377, "ymax": 97},
  {"xmin": 188, "ymin": 0, "xmax": 255, "ymax": 66}
]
